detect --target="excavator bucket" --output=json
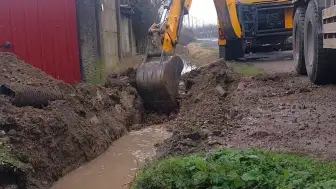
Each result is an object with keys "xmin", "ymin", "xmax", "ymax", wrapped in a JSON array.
[{"xmin": 136, "ymin": 55, "xmax": 184, "ymax": 112}]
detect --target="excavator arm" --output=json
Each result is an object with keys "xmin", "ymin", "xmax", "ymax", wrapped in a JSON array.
[
  {"xmin": 149, "ymin": 0, "xmax": 241, "ymax": 55},
  {"xmin": 136, "ymin": 0, "xmax": 293, "ymax": 112},
  {"xmin": 159, "ymin": 0, "xmax": 193, "ymax": 55},
  {"xmin": 135, "ymin": 0, "xmax": 240, "ymax": 112}
]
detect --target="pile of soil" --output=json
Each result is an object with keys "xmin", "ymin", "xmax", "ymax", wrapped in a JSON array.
[
  {"xmin": 157, "ymin": 58, "xmax": 336, "ymax": 161},
  {"xmin": 157, "ymin": 59, "xmax": 239, "ymax": 157},
  {"xmin": 0, "ymin": 53, "xmax": 144, "ymax": 189}
]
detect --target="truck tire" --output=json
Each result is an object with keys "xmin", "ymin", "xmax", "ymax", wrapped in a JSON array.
[
  {"xmin": 293, "ymin": 6, "xmax": 307, "ymax": 75},
  {"xmin": 304, "ymin": 0, "xmax": 333, "ymax": 84},
  {"xmin": 225, "ymin": 39, "xmax": 244, "ymax": 61}
]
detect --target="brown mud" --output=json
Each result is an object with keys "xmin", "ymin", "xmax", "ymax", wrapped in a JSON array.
[
  {"xmin": 51, "ymin": 125, "xmax": 171, "ymax": 189},
  {"xmin": 157, "ymin": 58, "xmax": 336, "ymax": 161},
  {"xmin": 0, "ymin": 53, "xmax": 148, "ymax": 189}
]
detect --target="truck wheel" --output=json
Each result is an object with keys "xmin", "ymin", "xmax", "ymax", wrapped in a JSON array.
[
  {"xmin": 293, "ymin": 6, "xmax": 307, "ymax": 75},
  {"xmin": 304, "ymin": 0, "xmax": 332, "ymax": 84},
  {"xmin": 225, "ymin": 39, "xmax": 244, "ymax": 61}
]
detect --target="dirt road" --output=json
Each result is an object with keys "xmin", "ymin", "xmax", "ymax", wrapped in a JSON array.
[
  {"xmin": 196, "ymin": 38, "xmax": 294, "ymax": 74},
  {"xmin": 245, "ymin": 51, "xmax": 294, "ymax": 74}
]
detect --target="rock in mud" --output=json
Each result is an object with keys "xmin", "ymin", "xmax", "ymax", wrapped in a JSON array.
[
  {"xmin": 215, "ymin": 85, "xmax": 227, "ymax": 96},
  {"xmin": 7, "ymin": 129, "xmax": 16, "ymax": 136}
]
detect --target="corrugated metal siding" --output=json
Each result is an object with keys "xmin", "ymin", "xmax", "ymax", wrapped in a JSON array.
[{"xmin": 0, "ymin": 0, "xmax": 81, "ymax": 83}]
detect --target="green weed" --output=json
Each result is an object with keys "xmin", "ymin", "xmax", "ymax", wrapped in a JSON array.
[
  {"xmin": 132, "ymin": 148, "xmax": 336, "ymax": 189},
  {"xmin": 86, "ymin": 59, "xmax": 106, "ymax": 84},
  {"xmin": 0, "ymin": 145, "xmax": 28, "ymax": 170},
  {"xmin": 228, "ymin": 62, "xmax": 264, "ymax": 77}
]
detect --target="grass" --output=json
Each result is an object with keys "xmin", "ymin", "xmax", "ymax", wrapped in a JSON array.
[
  {"xmin": 132, "ymin": 148, "xmax": 336, "ymax": 189},
  {"xmin": 228, "ymin": 62, "xmax": 264, "ymax": 77}
]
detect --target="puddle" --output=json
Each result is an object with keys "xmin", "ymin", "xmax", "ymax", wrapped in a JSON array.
[
  {"xmin": 182, "ymin": 58, "xmax": 197, "ymax": 74},
  {"xmin": 51, "ymin": 125, "xmax": 171, "ymax": 189}
]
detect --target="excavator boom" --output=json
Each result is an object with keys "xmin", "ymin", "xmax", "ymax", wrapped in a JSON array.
[{"xmin": 135, "ymin": 0, "xmax": 293, "ymax": 112}]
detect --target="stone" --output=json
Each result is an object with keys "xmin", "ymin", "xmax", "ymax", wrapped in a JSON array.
[
  {"xmin": 215, "ymin": 85, "xmax": 227, "ymax": 96},
  {"xmin": 7, "ymin": 129, "xmax": 17, "ymax": 136}
]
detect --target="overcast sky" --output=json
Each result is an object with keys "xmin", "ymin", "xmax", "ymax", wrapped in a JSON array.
[{"xmin": 189, "ymin": 0, "xmax": 217, "ymax": 24}]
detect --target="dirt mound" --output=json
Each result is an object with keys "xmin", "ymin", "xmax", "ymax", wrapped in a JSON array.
[
  {"xmin": 157, "ymin": 59, "xmax": 239, "ymax": 157},
  {"xmin": 157, "ymin": 60, "xmax": 336, "ymax": 161},
  {"xmin": 0, "ymin": 53, "xmax": 144, "ymax": 189},
  {"xmin": 0, "ymin": 53, "xmax": 71, "ymax": 92}
]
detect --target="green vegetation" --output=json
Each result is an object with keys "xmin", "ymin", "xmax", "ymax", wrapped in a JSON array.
[
  {"xmin": 0, "ymin": 145, "xmax": 28, "ymax": 170},
  {"xmin": 228, "ymin": 62, "xmax": 264, "ymax": 77},
  {"xmin": 132, "ymin": 148, "xmax": 336, "ymax": 189},
  {"xmin": 86, "ymin": 59, "xmax": 106, "ymax": 84}
]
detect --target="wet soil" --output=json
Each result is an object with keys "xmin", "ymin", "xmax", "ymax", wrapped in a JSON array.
[
  {"xmin": 0, "ymin": 53, "xmax": 147, "ymax": 189},
  {"xmin": 247, "ymin": 51, "xmax": 294, "ymax": 74},
  {"xmin": 156, "ymin": 48, "xmax": 336, "ymax": 161},
  {"xmin": 157, "ymin": 59, "xmax": 237, "ymax": 157},
  {"xmin": 2, "ymin": 44, "xmax": 336, "ymax": 189},
  {"xmin": 225, "ymin": 73, "xmax": 336, "ymax": 160},
  {"xmin": 158, "ymin": 44, "xmax": 336, "ymax": 160}
]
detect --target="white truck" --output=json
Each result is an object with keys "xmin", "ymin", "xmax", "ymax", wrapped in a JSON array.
[{"xmin": 293, "ymin": 0, "xmax": 336, "ymax": 84}]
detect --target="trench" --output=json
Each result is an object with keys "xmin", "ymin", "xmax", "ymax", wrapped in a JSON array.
[
  {"xmin": 51, "ymin": 59, "xmax": 195, "ymax": 189},
  {"xmin": 51, "ymin": 125, "xmax": 171, "ymax": 189}
]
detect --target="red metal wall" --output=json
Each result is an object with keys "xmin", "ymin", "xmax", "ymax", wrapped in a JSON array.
[{"xmin": 0, "ymin": 0, "xmax": 81, "ymax": 83}]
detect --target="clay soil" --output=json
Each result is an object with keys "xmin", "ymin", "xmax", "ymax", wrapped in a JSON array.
[
  {"xmin": 157, "ymin": 57, "xmax": 336, "ymax": 161},
  {"xmin": 0, "ymin": 53, "xmax": 147, "ymax": 189}
]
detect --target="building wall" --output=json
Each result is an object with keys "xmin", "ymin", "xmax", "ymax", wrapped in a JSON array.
[
  {"xmin": 120, "ymin": 16, "xmax": 137, "ymax": 56},
  {"xmin": 0, "ymin": 0, "xmax": 136, "ymax": 84},
  {"xmin": 76, "ymin": 0, "xmax": 137, "ymax": 83},
  {"xmin": 120, "ymin": 16, "xmax": 131, "ymax": 57},
  {"xmin": 99, "ymin": 0, "xmax": 119, "ymax": 76},
  {"xmin": 76, "ymin": 0, "xmax": 101, "ymax": 83},
  {"xmin": 0, "ymin": 0, "xmax": 81, "ymax": 83}
]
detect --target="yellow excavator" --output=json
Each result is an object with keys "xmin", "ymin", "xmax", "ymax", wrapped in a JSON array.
[{"xmin": 136, "ymin": 0, "xmax": 293, "ymax": 112}]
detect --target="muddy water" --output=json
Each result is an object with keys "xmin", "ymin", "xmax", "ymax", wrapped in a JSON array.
[{"xmin": 51, "ymin": 125, "xmax": 171, "ymax": 189}]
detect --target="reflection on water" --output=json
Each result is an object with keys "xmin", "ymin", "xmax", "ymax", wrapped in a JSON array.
[{"xmin": 182, "ymin": 58, "xmax": 197, "ymax": 74}]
